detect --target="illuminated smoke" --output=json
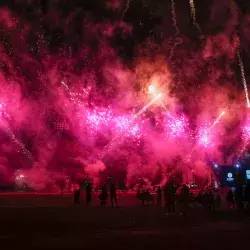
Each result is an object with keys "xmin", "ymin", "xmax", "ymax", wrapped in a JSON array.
[{"xmin": 0, "ymin": 2, "xmax": 249, "ymax": 189}]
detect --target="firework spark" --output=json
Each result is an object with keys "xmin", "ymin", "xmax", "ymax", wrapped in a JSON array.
[
  {"xmin": 169, "ymin": 0, "xmax": 183, "ymax": 59},
  {"xmin": 189, "ymin": 0, "xmax": 203, "ymax": 38},
  {"xmin": 237, "ymin": 51, "xmax": 250, "ymax": 108},
  {"xmin": 164, "ymin": 113, "xmax": 189, "ymax": 139},
  {"xmin": 85, "ymin": 107, "xmax": 114, "ymax": 133}
]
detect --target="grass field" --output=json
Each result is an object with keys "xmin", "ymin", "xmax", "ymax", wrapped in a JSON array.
[{"xmin": 0, "ymin": 192, "xmax": 249, "ymax": 250}]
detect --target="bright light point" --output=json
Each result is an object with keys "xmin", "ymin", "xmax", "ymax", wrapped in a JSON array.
[
  {"xmin": 148, "ymin": 84, "xmax": 156, "ymax": 95},
  {"xmin": 236, "ymin": 164, "xmax": 240, "ymax": 168},
  {"xmin": 148, "ymin": 84, "xmax": 163, "ymax": 99},
  {"xmin": 214, "ymin": 164, "xmax": 218, "ymax": 168}
]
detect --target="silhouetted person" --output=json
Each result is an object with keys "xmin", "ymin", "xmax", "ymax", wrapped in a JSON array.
[
  {"xmin": 215, "ymin": 194, "xmax": 221, "ymax": 209},
  {"xmin": 235, "ymin": 185, "xmax": 243, "ymax": 210},
  {"xmin": 110, "ymin": 182, "xmax": 117, "ymax": 207},
  {"xmin": 99, "ymin": 185, "xmax": 108, "ymax": 207},
  {"xmin": 227, "ymin": 189, "xmax": 235, "ymax": 208},
  {"xmin": 164, "ymin": 182, "xmax": 176, "ymax": 213},
  {"xmin": 74, "ymin": 188, "xmax": 80, "ymax": 205},
  {"xmin": 157, "ymin": 186, "xmax": 162, "ymax": 206},
  {"xmin": 208, "ymin": 190, "xmax": 215, "ymax": 211},
  {"xmin": 245, "ymin": 183, "xmax": 250, "ymax": 209},
  {"xmin": 179, "ymin": 184, "xmax": 189, "ymax": 216},
  {"xmin": 144, "ymin": 189, "xmax": 152, "ymax": 205},
  {"xmin": 136, "ymin": 189, "xmax": 143, "ymax": 204},
  {"xmin": 85, "ymin": 181, "xmax": 92, "ymax": 204}
]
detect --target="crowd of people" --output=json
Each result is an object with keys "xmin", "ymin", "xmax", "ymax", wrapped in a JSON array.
[
  {"xmin": 73, "ymin": 180, "xmax": 250, "ymax": 214},
  {"xmin": 74, "ymin": 181, "xmax": 117, "ymax": 208}
]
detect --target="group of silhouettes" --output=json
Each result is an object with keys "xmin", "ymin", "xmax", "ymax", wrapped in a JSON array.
[
  {"xmin": 73, "ymin": 180, "xmax": 250, "ymax": 211},
  {"xmin": 137, "ymin": 182, "xmax": 190, "ymax": 215},
  {"xmin": 137, "ymin": 182, "xmax": 250, "ymax": 213},
  {"xmin": 226, "ymin": 183, "xmax": 250, "ymax": 209},
  {"xmin": 74, "ymin": 181, "xmax": 117, "ymax": 207}
]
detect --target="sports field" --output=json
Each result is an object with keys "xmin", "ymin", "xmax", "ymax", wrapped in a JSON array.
[{"xmin": 0, "ymin": 192, "xmax": 249, "ymax": 250}]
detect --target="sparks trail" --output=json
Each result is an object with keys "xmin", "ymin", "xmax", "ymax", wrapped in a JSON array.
[
  {"xmin": 99, "ymin": 93, "xmax": 162, "ymax": 159},
  {"xmin": 0, "ymin": 102, "xmax": 33, "ymax": 162},
  {"xmin": 121, "ymin": 0, "xmax": 132, "ymax": 21},
  {"xmin": 169, "ymin": 0, "xmax": 182, "ymax": 59},
  {"xmin": 184, "ymin": 111, "xmax": 226, "ymax": 163},
  {"xmin": 133, "ymin": 93, "xmax": 162, "ymax": 119},
  {"xmin": 4, "ymin": 126, "xmax": 33, "ymax": 162},
  {"xmin": 189, "ymin": 0, "xmax": 203, "ymax": 39},
  {"xmin": 212, "ymin": 111, "xmax": 226, "ymax": 127},
  {"xmin": 237, "ymin": 51, "xmax": 250, "ymax": 108}
]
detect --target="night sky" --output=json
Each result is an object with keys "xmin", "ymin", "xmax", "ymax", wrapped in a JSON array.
[{"xmin": 1, "ymin": 0, "xmax": 250, "ymax": 189}]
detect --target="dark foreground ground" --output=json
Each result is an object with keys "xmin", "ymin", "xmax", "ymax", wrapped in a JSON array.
[{"xmin": 0, "ymin": 193, "xmax": 249, "ymax": 250}]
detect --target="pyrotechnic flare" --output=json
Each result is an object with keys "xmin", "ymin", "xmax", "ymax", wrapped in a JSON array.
[
  {"xmin": 169, "ymin": 0, "xmax": 182, "ymax": 59},
  {"xmin": 164, "ymin": 113, "xmax": 189, "ymax": 139},
  {"xmin": 242, "ymin": 116, "xmax": 250, "ymax": 142},
  {"xmin": 121, "ymin": 0, "xmax": 132, "ymax": 21},
  {"xmin": 212, "ymin": 111, "xmax": 226, "ymax": 127},
  {"xmin": 197, "ymin": 111, "xmax": 225, "ymax": 148},
  {"xmin": 99, "ymin": 84, "xmax": 163, "ymax": 158},
  {"xmin": 170, "ymin": 0, "xmax": 179, "ymax": 35},
  {"xmin": 0, "ymin": 102, "xmax": 33, "ymax": 162},
  {"xmin": 189, "ymin": 0, "xmax": 203, "ymax": 38},
  {"xmin": 237, "ymin": 51, "xmax": 250, "ymax": 108},
  {"xmin": 5, "ymin": 126, "xmax": 33, "ymax": 162}
]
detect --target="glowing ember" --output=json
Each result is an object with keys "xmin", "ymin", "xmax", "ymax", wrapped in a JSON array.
[
  {"xmin": 164, "ymin": 113, "xmax": 189, "ymax": 138},
  {"xmin": 113, "ymin": 115, "xmax": 142, "ymax": 138},
  {"xmin": 242, "ymin": 117, "xmax": 250, "ymax": 141},
  {"xmin": 85, "ymin": 108, "xmax": 114, "ymax": 133}
]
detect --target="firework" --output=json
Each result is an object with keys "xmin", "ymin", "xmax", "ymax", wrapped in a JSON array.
[
  {"xmin": 197, "ymin": 112, "xmax": 225, "ymax": 148},
  {"xmin": 113, "ymin": 115, "xmax": 142, "ymax": 139},
  {"xmin": 237, "ymin": 51, "xmax": 250, "ymax": 108},
  {"xmin": 169, "ymin": 0, "xmax": 182, "ymax": 59},
  {"xmin": 189, "ymin": 0, "xmax": 203, "ymax": 38},
  {"xmin": 85, "ymin": 107, "xmax": 114, "ymax": 133},
  {"xmin": 212, "ymin": 111, "xmax": 226, "ymax": 127},
  {"xmin": 164, "ymin": 112, "xmax": 189, "ymax": 139},
  {"xmin": 242, "ymin": 117, "xmax": 250, "ymax": 141},
  {"xmin": 121, "ymin": 0, "xmax": 132, "ymax": 21}
]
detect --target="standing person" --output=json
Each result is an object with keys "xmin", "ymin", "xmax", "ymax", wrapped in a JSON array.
[
  {"xmin": 99, "ymin": 185, "xmax": 108, "ymax": 207},
  {"xmin": 227, "ymin": 189, "xmax": 235, "ymax": 208},
  {"xmin": 85, "ymin": 180, "xmax": 92, "ymax": 205},
  {"xmin": 235, "ymin": 185, "xmax": 243, "ymax": 210},
  {"xmin": 215, "ymin": 194, "xmax": 221, "ymax": 209},
  {"xmin": 164, "ymin": 181, "xmax": 176, "ymax": 213},
  {"xmin": 74, "ymin": 188, "xmax": 81, "ymax": 205},
  {"xmin": 208, "ymin": 190, "xmax": 215, "ymax": 211},
  {"xmin": 179, "ymin": 184, "xmax": 189, "ymax": 216},
  {"xmin": 244, "ymin": 182, "xmax": 250, "ymax": 209},
  {"xmin": 157, "ymin": 186, "xmax": 162, "ymax": 207},
  {"xmin": 110, "ymin": 182, "xmax": 117, "ymax": 208}
]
